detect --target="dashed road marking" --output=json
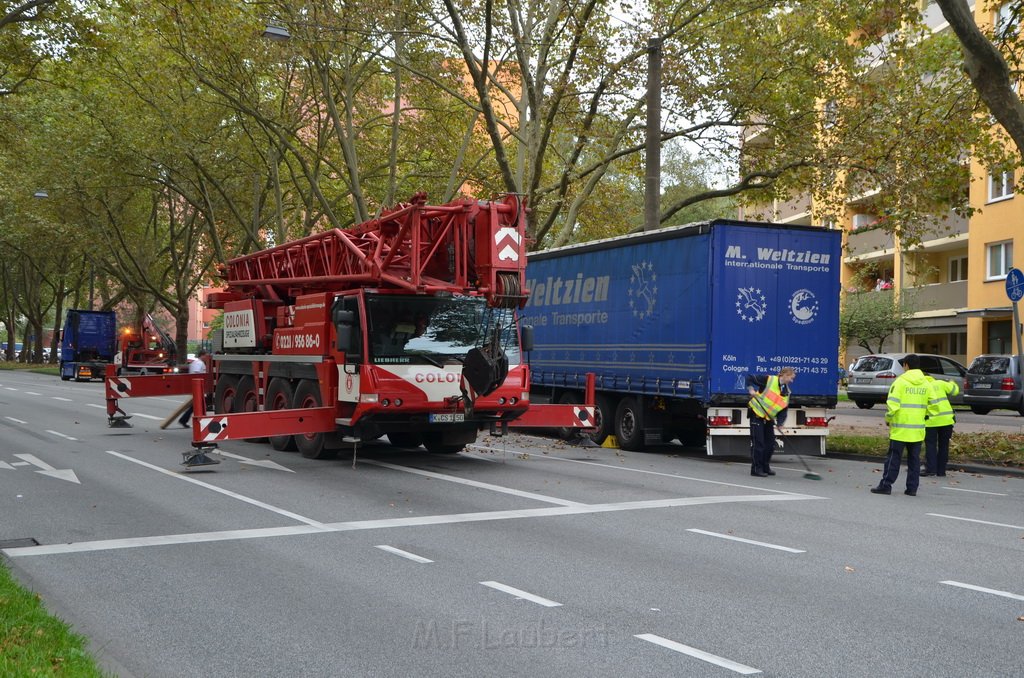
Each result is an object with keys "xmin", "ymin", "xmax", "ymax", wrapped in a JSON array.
[
  {"xmin": 5, "ymin": 416, "xmax": 27, "ymax": 424},
  {"xmin": 635, "ymin": 633, "xmax": 761, "ymax": 674},
  {"xmin": 941, "ymin": 487, "xmax": 1007, "ymax": 497},
  {"xmin": 927, "ymin": 513, "xmax": 1023, "ymax": 530},
  {"xmin": 375, "ymin": 545, "xmax": 433, "ymax": 563},
  {"xmin": 941, "ymin": 581, "xmax": 1024, "ymax": 602},
  {"xmin": 46, "ymin": 430, "xmax": 78, "ymax": 441},
  {"xmin": 480, "ymin": 581, "xmax": 561, "ymax": 607},
  {"xmin": 52, "ymin": 397, "xmax": 72, "ymax": 402},
  {"xmin": 686, "ymin": 529, "xmax": 805, "ymax": 553}
]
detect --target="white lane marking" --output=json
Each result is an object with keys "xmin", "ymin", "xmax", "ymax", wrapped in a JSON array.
[
  {"xmin": 635, "ymin": 634, "xmax": 761, "ymax": 675},
  {"xmin": 4, "ymin": 387, "xmax": 16, "ymax": 391},
  {"xmin": 480, "ymin": 581, "xmax": 562, "ymax": 607},
  {"xmin": 941, "ymin": 487, "xmax": 1008, "ymax": 497},
  {"xmin": 46, "ymin": 430, "xmax": 78, "ymax": 441},
  {"xmin": 10, "ymin": 462, "xmax": 31, "ymax": 466},
  {"xmin": 467, "ymin": 451, "xmax": 819, "ymax": 498},
  {"xmin": 105, "ymin": 450, "xmax": 325, "ymax": 528},
  {"xmin": 5, "ymin": 416, "xmax": 27, "ymax": 424},
  {"xmin": 13, "ymin": 454, "xmax": 80, "ymax": 484},
  {"xmin": 940, "ymin": 581, "xmax": 1024, "ymax": 602},
  {"xmin": 52, "ymin": 397, "xmax": 72, "ymax": 402},
  {"xmin": 927, "ymin": 513, "xmax": 1024, "ymax": 530},
  {"xmin": 87, "ymin": 404, "xmax": 106, "ymax": 409},
  {"xmin": 0, "ymin": 460, "xmax": 15, "ymax": 469},
  {"xmin": 4, "ymin": 492, "xmax": 818, "ymax": 558},
  {"xmin": 217, "ymin": 450, "xmax": 294, "ymax": 472},
  {"xmin": 25, "ymin": 391, "xmax": 41, "ymax": 396},
  {"xmin": 375, "ymin": 545, "xmax": 433, "ymax": 563},
  {"xmin": 686, "ymin": 529, "xmax": 805, "ymax": 553},
  {"xmin": 129, "ymin": 413, "xmax": 163, "ymax": 421},
  {"xmin": 363, "ymin": 459, "xmax": 585, "ymax": 507}
]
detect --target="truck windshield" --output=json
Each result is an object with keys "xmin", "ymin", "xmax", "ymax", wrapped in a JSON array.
[{"xmin": 365, "ymin": 294, "xmax": 520, "ymax": 366}]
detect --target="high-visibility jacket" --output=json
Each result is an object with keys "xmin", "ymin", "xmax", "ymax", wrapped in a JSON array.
[
  {"xmin": 925, "ymin": 377, "xmax": 958, "ymax": 428},
  {"xmin": 885, "ymin": 368, "xmax": 929, "ymax": 442},
  {"xmin": 749, "ymin": 375, "xmax": 789, "ymax": 421}
]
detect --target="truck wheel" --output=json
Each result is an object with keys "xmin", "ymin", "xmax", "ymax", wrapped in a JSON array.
[
  {"xmin": 387, "ymin": 432, "xmax": 423, "ymax": 449},
  {"xmin": 233, "ymin": 376, "xmax": 266, "ymax": 443},
  {"xmin": 214, "ymin": 375, "xmax": 240, "ymax": 414},
  {"xmin": 615, "ymin": 396, "xmax": 646, "ymax": 451},
  {"xmin": 970, "ymin": 406, "xmax": 990, "ymax": 415},
  {"xmin": 266, "ymin": 378, "xmax": 297, "ymax": 452},
  {"xmin": 294, "ymin": 380, "xmax": 335, "ymax": 459},
  {"xmin": 556, "ymin": 392, "xmax": 583, "ymax": 439}
]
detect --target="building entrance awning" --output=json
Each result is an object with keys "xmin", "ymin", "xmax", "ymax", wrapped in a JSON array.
[{"xmin": 955, "ymin": 307, "xmax": 1012, "ymax": 318}]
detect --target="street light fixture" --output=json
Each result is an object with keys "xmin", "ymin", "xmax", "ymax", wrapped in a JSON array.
[{"xmin": 262, "ymin": 24, "xmax": 290, "ymax": 41}]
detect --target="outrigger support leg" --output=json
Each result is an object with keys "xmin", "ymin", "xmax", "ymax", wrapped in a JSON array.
[
  {"xmin": 108, "ymin": 414, "xmax": 133, "ymax": 428},
  {"xmin": 182, "ymin": 444, "xmax": 220, "ymax": 469}
]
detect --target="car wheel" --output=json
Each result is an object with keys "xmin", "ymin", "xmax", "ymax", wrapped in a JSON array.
[
  {"xmin": 970, "ymin": 406, "xmax": 990, "ymax": 415},
  {"xmin": 854, "ymin": 400, "xmax": 873, "ymax": 410}
]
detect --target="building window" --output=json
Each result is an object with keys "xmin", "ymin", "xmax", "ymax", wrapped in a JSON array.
[
  {"xmin": 986, "ymin": 240, "xmax": 1013, "ymax": 280},
  {"xmin": 988, "ymin": 170, "xmax": 1015, "ymax": 201},
  {"xmin": 949, "ymin": 255, "xmax": 968, "ymax": 282},
  {"xmin": 997, "ymin": 2, "xmax": 1019, "ymax": 39}
]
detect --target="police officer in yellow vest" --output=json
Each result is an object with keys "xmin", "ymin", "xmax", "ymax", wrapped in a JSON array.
[
  {"xmin": 871, "ymin": 354, "xmax": 929, "ymax": 496},
  {"xmin": 923, "ymin": 376, "xmax": 958, "ymax": 477},
  {"xmin": 746, "ymin": 367, "xmax": 795, "ymax": 477}
]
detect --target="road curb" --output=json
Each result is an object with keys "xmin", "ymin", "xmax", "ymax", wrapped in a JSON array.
[{"xmin": 822, "ymin": 452, "xmax": 1024, "ymax": 478}]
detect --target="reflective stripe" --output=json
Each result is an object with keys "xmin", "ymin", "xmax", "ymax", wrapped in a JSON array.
[
  {"xmin": 892, "ymin": 423, "xmax": 926, "ymax": 429},
  {"xmin": 901, "ymin": 404, "xmax": 926, "ymax": 409}
]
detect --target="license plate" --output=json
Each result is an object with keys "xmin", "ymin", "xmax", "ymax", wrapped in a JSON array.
[
  {"xmin": 429, "ymin": 413, "xmax": 465, "ymax": 423},
  {"xmin": 854, "ymin": 377, "xmax": 871, "ymax": 384},
  {"xmin": 973, "ymin": 383, "xmax": 992, "ymax": 389}
]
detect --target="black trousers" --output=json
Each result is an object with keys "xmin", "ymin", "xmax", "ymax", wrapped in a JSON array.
[
  {"xmin": 881, "ymin": 439, "xmax": 921, "ymax": 492},
  {"xmin": 924, "ymin": 425, "xmax": 953, "ymax": 475},
  {"xmin": 749, "ymin": 417, "xmax": 775, "ymax": 473}
]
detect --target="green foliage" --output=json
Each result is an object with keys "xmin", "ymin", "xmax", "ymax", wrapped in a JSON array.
[
  {"xmin": 828, "ymin": 432, "xmax": 1024, "ymax": 466},
  {"xmin": 0, "ymin": 562, "xmax": 110, "ymax": 677},
  {"xmin": 840, "ymin": 290, "xmax": 916, "ymax": 353}
]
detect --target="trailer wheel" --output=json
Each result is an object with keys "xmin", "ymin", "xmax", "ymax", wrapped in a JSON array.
[
  {"xmin": 387, "ymin": 432, "xmax": 423, "ymax": 449},
  {"xmin": 266, "ymin": 378, "xmax": 297, "ymax": 452},
  {"xmin": 556, "ymin": 392, "xmax": 583, "ymax": 439},
  {"xmin": 294, "ymin": 380, "xmax": 335, "ymax": 459},
  {"xmin": 586, "ymin": 393, "xmax": 615, "ymax": 446},
  {"xmin": 232, "ymin": 376, "xmax": 266, "ymax": 443},
  {"xmin": 615, "ymin": 396, "xmax": 646, "ymax": 451},
  {"xmin": 214, "ymin": 375, "xmax": 241, "ymax": 414}
]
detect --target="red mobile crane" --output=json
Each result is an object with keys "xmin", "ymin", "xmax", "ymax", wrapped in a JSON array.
[
  {"xmin": 105, "ymin": 194, "xmax": 594, "ymax": 465},
  {"xmin": 116, "ymin": 314, "xmax": 178, "ymax": 375}
]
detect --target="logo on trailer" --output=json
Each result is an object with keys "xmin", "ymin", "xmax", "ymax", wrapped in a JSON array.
[
  {"xmin": 736, "ymin": 287, "xmax": 767, "ymax": 322},
  {"xmin": 788, "ymin": 288, "xmax": 819, "ymax": 325},
  {"xmin": 415, "ymin": 372, "xmax": 458, "ymax": 383},
  {"xmin": 628, "ymin": 261, "xmax": 657, "ymax": 319}
]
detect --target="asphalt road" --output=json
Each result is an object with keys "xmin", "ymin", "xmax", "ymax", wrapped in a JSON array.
[{"xmin": 2, "ymin": 372, "xmax": 1022, "ymax": 678}]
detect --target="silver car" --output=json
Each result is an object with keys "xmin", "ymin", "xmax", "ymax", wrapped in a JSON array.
[
  {"xmin": 963, "ymin": 354, "xmax": 1024, "ymax": 415},
  {"xmin": 847, "ymin": 353, "xmax": 966, "ymax": 409}
]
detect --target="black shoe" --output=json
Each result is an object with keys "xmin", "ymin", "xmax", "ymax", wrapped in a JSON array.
[
  {"xmin": 765, "ymin": 469, "xmax": 776, "ymax": 476},
  {"xmin": 870, "ymin": 485, "xmax": 891, "ymax": 495},
  {"xmin": 921, "ymin": 472, "xmax": 935, "ymax": 477},
  {"xmin": 180, "ymin": 421, "xmax": 189, "ymax": 428},
  {"xmin": 936, "ymin": 473, "xmax": 946, "ymax": 477},
  {"xmin": 904, "ymin": 489, "xmax": 917, "ymax": 496},
  {"xmin": 751, "ymin": 471, "xmax": 768, "ymax": 477}
]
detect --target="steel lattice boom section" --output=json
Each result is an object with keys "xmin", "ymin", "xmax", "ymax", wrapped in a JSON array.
[{"xmin": 215, "ymin": 193, "xmax": 528, "ymax": 307}]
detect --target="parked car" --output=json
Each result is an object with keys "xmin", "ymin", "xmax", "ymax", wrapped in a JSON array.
[
  {"xmin": 962, "ymin": 354, "xmax": 1024, "ymax": 415},
  {"xmin": 846, "ymin": 353, "xmax": 966, "ymax": 409}
]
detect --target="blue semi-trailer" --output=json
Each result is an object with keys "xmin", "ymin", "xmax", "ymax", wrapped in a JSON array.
[
  {"xmin": 523, "ymin": 219, "xmax": 842, "ymax": 454},
  {"xmin": 60, "ymin": 309, "xmax": 118, "ymax": 381}
]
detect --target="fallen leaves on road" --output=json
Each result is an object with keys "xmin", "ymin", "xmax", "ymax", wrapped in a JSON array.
[{"xmin": 844, "ymin": 566, "xmax": 855, "ymax": 572}]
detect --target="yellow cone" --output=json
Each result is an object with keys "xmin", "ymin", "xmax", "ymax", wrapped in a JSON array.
[{"xmin": 601, "ymin": 435, "xmax": 619, "ymax": 449}]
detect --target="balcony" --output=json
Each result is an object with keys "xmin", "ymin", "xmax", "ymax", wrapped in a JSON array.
[
  {"xmin": 846, "ymin": 227, "xmax": 895, "ymax": 258},
  {"xmin": 918, "ymin": 211, "xmax": 968, "ymax": 247},
  {"xmin": 775, "ymin": 194, "xmax": 811, "ymax": 223},
  {"xmin": 908, "ymin": 280, "xmax": 967, "ymax": 313}
]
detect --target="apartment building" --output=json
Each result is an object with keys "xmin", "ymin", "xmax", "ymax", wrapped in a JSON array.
[{"xmin": 741, "ymin": 1, "xmax": 1016, "ymax": 369}]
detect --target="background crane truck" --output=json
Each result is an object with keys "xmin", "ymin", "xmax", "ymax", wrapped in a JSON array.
[
  {"xmin": 105, "ymin": 193, "xmax": 594, "ymax": 463},
  {"xmin": 115, "ymin": 313, "xmax": 178, "ymax": 375}
]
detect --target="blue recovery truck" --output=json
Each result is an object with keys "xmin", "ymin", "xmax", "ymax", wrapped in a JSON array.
[
  {"xmin": 60, "ymin": 309, "xmax": 118, "ymax": 381},
  {"xmin": 522, "ymin": 219, "xmax": 842, "ymax": 454}
]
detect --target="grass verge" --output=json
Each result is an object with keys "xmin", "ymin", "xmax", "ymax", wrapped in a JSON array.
[
  {"xmin": 0, "ymin": 363, "xmax": 60, "ymax": 377},
  {"xmin": 0, "ymin": 561, "xmax": 110, "ymax": 677},
  {"xmin": 828, "ymin": 432, "xmax": 1024, "ymax": 468}
]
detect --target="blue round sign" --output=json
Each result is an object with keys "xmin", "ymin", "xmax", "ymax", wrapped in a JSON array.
[{"xmin": 1006, "ymin": 267, "xmax": 1024, "ymax": 302}]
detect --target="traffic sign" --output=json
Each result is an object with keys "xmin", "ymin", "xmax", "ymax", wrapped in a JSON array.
[{"xmin": 1006, "ymin": 267, "xmax": 1024, "ymax": 302}]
